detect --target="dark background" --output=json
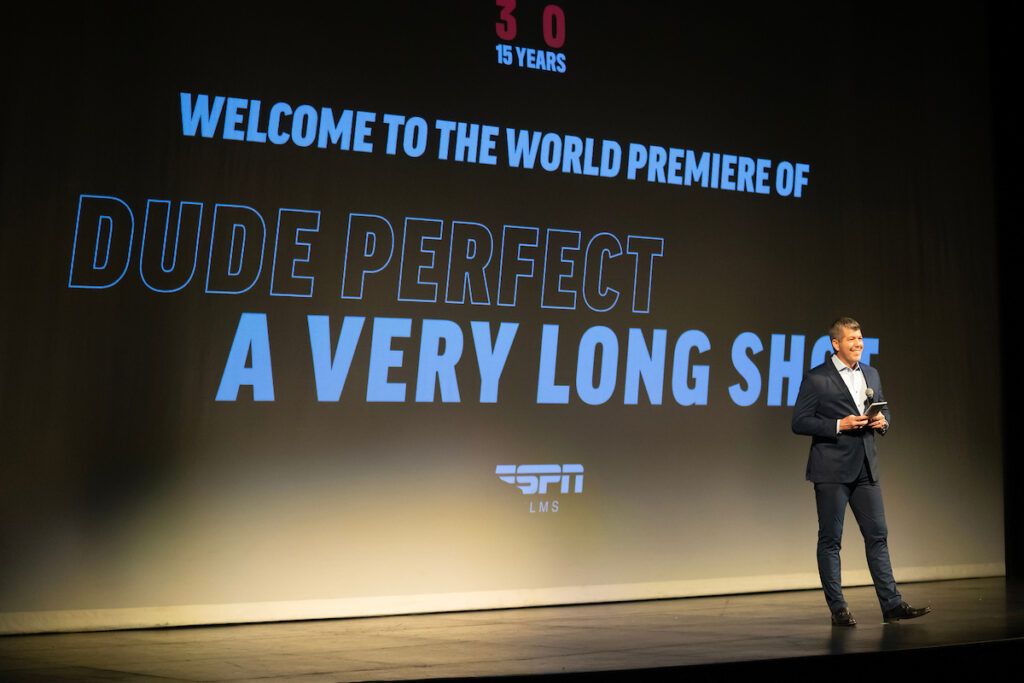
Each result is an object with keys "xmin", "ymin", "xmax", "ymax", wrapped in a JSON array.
[
  {"xmin": 990, "ymin": 1, "xmax": 1022, "ymax": 580},
  {"xmin": 0, "ymin": 2, "xmax": 1012, "ymax": 623}
]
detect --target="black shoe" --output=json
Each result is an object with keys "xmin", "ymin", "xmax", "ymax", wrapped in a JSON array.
[
  {"xmin": 883, "ymin": 601, "xmax": 932, "ymax": 623},
  {"xmin": 831, "ymin": 608, "xmax": 856, "ymax": 627}
]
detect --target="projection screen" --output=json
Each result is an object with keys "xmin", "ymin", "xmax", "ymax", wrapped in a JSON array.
[{"xmin": 0, "ymin": 3, "xmax": 1002, "ymax": 633}]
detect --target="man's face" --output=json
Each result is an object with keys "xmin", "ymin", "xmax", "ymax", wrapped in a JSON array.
[{"xmin": 831, "ymin": 326, "xmax": 863, "ymax": 367}]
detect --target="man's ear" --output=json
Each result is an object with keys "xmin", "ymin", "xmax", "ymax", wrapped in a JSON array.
[{"xmin": 831, "ymin": 338, "xmax": 839, "ymax": 352}]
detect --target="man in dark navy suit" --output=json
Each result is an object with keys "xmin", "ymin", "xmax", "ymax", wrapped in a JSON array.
[{"xmin": 792, "ymin": 317, "xmax": 931, "ymax": 626}]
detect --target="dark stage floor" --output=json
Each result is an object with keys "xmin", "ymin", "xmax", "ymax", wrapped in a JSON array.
[{"xmin": 2, "ymin": 577, "xmax": 1022, "ymax": 681}]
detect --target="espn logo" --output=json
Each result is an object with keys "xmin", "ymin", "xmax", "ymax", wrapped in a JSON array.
[{"xmin": 496, "ymin": 464, "xmax": 584, "ymax": 495}]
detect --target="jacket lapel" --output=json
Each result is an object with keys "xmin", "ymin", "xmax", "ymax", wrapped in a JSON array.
[{"xmin": 825, "ymin": 353, "xmax": 861, "ymax": 414}]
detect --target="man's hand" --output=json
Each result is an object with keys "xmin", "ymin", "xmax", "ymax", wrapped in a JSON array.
[
  {"xmin": 839, "ymin": 415, "xmax": 870, "ymax": 431},
  {"xmin": 868, "ymin": 413, "xmax": 888, "ymax": 431}
]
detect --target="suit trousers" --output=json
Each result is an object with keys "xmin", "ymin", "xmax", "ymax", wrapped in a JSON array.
[{"xmin": 813, "ymin": 457, "xmax": 903, "ymax": 614}]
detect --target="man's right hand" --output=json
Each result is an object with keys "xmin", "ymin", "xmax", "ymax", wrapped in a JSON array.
[{"xmin": 839, "ymin": 415, "xmax": 870, "ymax": 432}]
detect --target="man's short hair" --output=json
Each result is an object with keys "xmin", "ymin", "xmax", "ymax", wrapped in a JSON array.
[{"xmin": 829, "ymin": 317, "xmax": 861, "ymax": 341}]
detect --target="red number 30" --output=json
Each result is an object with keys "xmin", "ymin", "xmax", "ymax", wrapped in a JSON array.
[{"xmin": 496, "ymin": 1, "xmax": 566, "ymax": 49}]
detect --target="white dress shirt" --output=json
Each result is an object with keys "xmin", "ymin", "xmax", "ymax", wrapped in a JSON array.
[{"xmin": 832, "ymin": 353, "xmax": 866, "ymax": 433}]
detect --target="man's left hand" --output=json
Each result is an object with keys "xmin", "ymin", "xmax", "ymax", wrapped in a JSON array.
[{"xmin": 869, "ymin": 414, "xmax": 888, "ymax": 431}]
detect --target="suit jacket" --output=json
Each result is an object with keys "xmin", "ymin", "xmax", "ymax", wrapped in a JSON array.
[{"xmin": 791, "ymin": 354, "xmax": 891, "ymax": 483}]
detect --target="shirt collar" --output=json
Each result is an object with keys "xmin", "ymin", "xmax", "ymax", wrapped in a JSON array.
[{"xmin": 831, "ymin": 353, "xmax": 860, "ymax": 373}]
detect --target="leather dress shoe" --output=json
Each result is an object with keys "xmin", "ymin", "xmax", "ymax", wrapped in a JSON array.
[
  {"xmin": 883, "ymin": 601, "xmax": 932, "ymax": 623},
  {"xmin": 831, "ymin": 608, "xmax": 856, "ymax": 627}
]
